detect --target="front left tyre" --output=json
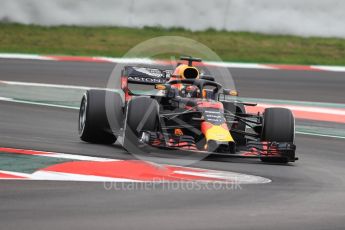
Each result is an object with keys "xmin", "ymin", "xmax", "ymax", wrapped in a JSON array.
[{"xmin": 79, "ymin": 89, "xmax": 123, "ymax": 144}]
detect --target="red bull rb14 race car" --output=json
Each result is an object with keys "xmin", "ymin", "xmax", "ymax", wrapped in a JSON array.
[{"xmin": 79, "ymin": 57, "xmax": 297, "ymax": 163}]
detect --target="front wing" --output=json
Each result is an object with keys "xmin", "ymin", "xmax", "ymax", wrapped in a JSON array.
[{"xmin": 136, "ymin": 132, "xmax": 297, "ymax": 162}]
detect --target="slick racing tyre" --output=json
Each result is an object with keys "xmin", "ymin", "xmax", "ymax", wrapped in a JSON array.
[
  {"xmin": 79, "ymin": 89, "xmax": 123, "ymax": 144},
  {"xmin": 260, "ymin": 108, "xmax": 295, "ymax": 163}
]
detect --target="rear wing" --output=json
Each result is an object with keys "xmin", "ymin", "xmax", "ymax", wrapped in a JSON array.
[{"xmin": 122, "ymin": 66, "xmax": 172, "ymax": 85}]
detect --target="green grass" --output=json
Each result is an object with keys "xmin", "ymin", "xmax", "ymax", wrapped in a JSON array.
[{"xmin": 1, "ymin": 23, "xmax": 345, "ymax": 65}]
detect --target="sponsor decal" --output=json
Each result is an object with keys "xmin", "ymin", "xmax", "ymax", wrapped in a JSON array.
[
  {"xmin": 128, "ymin": 76, "xmax": 166, "ymax": 83},
  {"xmin": 132, "ymin": 67, "xmax": 164, "ymax": 78}
]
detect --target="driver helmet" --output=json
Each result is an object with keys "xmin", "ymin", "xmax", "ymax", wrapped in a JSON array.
[
  {"xmin": 169, "ymin": 64, "xmax": 200, "ymax": 96},
  {"xmin": 171, "ymin": 64, "xmax": 200, "ymax": 80}
]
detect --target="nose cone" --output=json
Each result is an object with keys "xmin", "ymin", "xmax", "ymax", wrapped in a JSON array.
[{"xmin": 202, "ymin": 122, "xmax": 234, "ymax": 143}]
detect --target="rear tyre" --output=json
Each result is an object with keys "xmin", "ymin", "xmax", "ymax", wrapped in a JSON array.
[
  {"xmin": 260, "ymin": 108, "xmax": 295, "ymax": 163},
  {"xmin": 79, "ymin": 90, "xmax": 123, "ymax": 144},
  {"xmin": 123, "ymin": 97, "xmax": 159, "ymax": 152}
]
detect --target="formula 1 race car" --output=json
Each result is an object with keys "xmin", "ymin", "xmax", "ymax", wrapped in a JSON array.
[{"xmin": 79, "ymin": 57, "xmax": 297, "ymax": 163}]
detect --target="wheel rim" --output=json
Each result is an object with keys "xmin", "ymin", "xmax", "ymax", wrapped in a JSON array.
[{"xmin": 79, "ymin": 95, "xmax": 87, "ymax": 134}]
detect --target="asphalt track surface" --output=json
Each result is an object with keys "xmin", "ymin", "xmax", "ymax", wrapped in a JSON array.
[
  {"xmin": 1, "ymin": 59, "xmax": 345, "ymax": 230},
  {"xmin": 0, "ymin": 58, "xmax": 345, "ymax": 103}
]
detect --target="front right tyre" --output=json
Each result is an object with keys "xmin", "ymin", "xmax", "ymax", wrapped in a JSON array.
[
  {"xmin": 123, "ymin": 97, "xmax": 159, "ymax": 153},
  {"xmin": 260, "ymin": 107, "xmax": 295, "ymax": 163}
]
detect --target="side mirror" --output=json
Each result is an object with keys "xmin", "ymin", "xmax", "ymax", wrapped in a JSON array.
[
  {"xmin": 155, "ymin": 84, "xmax": 170, "ymax": 90},
  {"xmin": 155, "ymin": 84, "xmax": 172, "ymax": 97},
  {"xmin": 199, "ymin": 75, "xmax": 215, "ymax": 81},
  {"xmin": 223, "ymin": 89, "xmax": 239, "ymax": 96}
]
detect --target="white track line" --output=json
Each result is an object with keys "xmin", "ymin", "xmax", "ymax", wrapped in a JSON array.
[
  {"xmin": 0, "ymin": 96, "xmax": 79, "ymax": 110},
  {"xmin": 0, "ymin": 147, "xmax": 117, "ymax": 162},
  {"xmin": 311, "ymin": 65, "xmax": 345, "ymax": 72},
  {"xmin": 0, "ymin": 80, "xmax": 95, "ymax": 90},
  {"xmin": 38, "ymin": 152, "xmax": 119, "ymax": 162},
  {"xmin": 0, "ymin": 170, "xmax": 31, "ymax": 178},
  {"xmin": 205, "ymin": 61, "xmax": 275, "ymax": 69},
  {"xmin": 0, "ymin": 80, "xmax": 118, "ymax": 92},
  {"xmin": 256, "ymin": 103, "xmax": 345, "ymax": 116},
  {"xmin": 31, "ymin": 171, "xmax": 139, "ymax": 182},
  {"xmin": 173, "ymin": 170, "xmax": 271, "ymax": 184},
  {"xmin": 0, "ymin": 53, "xmax": 55, "ymax": 60},
  {"xmin": 1, "ymin": 53, "xmax": 345, "ymax": 72},
  {"xmin": 296, "ymin": 131, "xmax": 345, "ymax": 139}
]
